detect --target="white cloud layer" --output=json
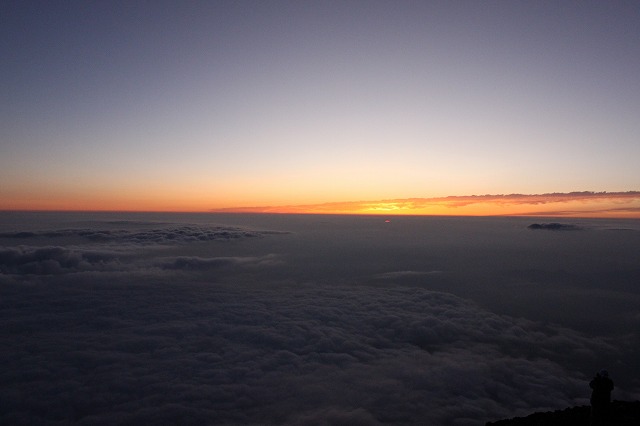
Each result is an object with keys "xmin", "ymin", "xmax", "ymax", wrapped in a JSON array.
[
  {"xmin": 1, "ymin": 215, "xmax": 639, "ymax": 425},
  {"xmin": 1, "ymin": 277, "xmax": 614, "ymax": 425}
]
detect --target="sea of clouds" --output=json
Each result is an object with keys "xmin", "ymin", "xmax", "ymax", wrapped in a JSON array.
[{"xmin": 1, "ymin": 213, "xmax": 639, "ymax": 425}]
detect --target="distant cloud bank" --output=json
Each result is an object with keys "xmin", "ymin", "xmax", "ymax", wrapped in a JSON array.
[
  {"xmin": 213, "ymin": 191, "xmax": 640, "ymax": 217},
  {"xmin": 0, "ymin": 225, "xmax": 270, "ymax": 245},
  {"xmin": 527, "ymin": 223, "xmax": 583, "ymax": 231},
  {"xmin": 0, "ymin": 246, "xmax": 124, "ymax": 275}
]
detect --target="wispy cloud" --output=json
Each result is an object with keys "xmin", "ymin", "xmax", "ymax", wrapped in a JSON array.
[
  {"xmin": 373, "ymin": 270, "xmax": 444, "ymax": 279},
  {"xmin": 213, "ymin": 191, "xmax": 640, "ymax": 217},
  {"xmin": 159, "ymin": 254, "xmax": 284, "ymax": 271}
]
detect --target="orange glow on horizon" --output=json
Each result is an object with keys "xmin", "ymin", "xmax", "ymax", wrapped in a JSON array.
[
  {"xmin": 2, "ymin": 191, "xmax": 640, "ymax": 218},
  {"xmin": 212, "ymin": 192, "xmax": 640, "ymax": 218}
]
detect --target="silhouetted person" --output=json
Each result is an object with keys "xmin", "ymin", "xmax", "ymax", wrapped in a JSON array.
[{"xmin": 590, "ymin": 369, "xmax": 614, "ymax": 425}]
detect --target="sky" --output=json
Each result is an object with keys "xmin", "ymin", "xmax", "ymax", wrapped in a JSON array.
[
  {"xmin": 2, "ymin": 1, "xmax": 640, "ymax": 214},
  {"xmin": 2, "ymin": 212, "xmax": 640, "ymax": 425}
]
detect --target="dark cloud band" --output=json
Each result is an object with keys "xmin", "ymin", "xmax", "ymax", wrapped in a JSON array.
[{"xmin": 0, "ymin": 225, "xmax": 278, "ymax": 245}]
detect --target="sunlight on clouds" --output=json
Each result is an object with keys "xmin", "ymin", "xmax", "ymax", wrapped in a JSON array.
[
  {"xmin": 362, "ymin": 202, "xmax": 412, "ymax": 212},
  {"xmin": 215, "ymin": 192, "xmax": 640, "ymax": 218}
]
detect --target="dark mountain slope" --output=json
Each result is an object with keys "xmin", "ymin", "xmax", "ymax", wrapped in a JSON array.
[{"xmin": 486, "ymin": 401, "xmax": 640, "ymax": 426}]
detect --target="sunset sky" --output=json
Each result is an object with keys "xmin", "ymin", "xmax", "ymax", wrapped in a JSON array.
[{"xmin": 2, "ymin": 1, "xmax": 640, "ymax": 215}]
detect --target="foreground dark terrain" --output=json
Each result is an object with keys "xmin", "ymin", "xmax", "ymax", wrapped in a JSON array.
[{"xmin": 487, "ymin": 400, "xmax": 640, "ymax": 425}]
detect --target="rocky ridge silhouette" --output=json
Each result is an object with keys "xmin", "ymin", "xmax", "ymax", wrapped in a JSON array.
[{"xmin": 485, "ymin": 400, "xmax": 640, "ymax": 425}]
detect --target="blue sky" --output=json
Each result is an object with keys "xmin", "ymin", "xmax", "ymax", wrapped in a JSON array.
[{"xmin": 2, "ymin": 1, "xmax": 639, "ymax": 211}]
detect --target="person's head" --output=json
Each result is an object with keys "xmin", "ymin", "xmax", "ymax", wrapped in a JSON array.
[{"xmin": 598, "ymin": 369, "xmax": 609, "ymax": 378}]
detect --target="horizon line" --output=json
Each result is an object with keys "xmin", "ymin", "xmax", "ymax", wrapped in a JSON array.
[{"xmin": 2, "ymin": 191, "xmax": 640, "ymax": 218}]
